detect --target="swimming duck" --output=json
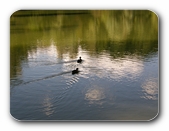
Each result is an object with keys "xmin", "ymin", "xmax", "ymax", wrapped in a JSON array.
[
  {"xmin": 72, "ymin": 68, "xmax": 79, "ymax": 75},
  {"xmin": 77, "ymin": 57, "xmax": 82, "ymax": 63}
]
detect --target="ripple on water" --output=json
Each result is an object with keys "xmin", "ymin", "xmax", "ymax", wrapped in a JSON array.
[
  {"xmin": 66, "ymin": 76, "xmax": 80, "ymax": 88},
  {"xmin": 84, "ymin": 85, "xmax": 106, "ymax": 105},
  {"xmin": 141, "ymin": 77, "xmax": 158, "ymax": 100}
]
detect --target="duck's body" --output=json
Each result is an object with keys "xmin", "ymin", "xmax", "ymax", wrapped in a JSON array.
[
  {"xmin": 72, "ymin": 68, "xmax": 79, "ymax": 75},
  {"xmin": 77, "ymin": 57, "xmax": 82, "ymax": 63}
]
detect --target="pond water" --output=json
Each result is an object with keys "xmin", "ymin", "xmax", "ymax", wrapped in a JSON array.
[{"xmin": 10, "ymin": 10, "xmax": 159, "ymax": 120}]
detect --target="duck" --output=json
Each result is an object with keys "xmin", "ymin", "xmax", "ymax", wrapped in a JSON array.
[
  {"xmin": 77, "ymin": 57, "xmax": 82, "ymax": 63},
  {"xmin": 72, "ymin": 68, "xmax": 79, "ymax": 75}
]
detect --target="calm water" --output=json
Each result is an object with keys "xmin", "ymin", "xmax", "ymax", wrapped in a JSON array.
[{"xmin": 10, "ymin": 10, "xmax": 158, "ymax": 120}]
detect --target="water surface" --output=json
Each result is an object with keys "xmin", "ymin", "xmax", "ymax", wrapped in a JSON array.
[{"xmin": 10, "ymin": 10, "xmax": 158, "ymax": 120}]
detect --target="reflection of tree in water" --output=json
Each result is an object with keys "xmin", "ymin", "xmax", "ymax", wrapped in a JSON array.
[
  {"xmin": 10, "ymin": 10, "xmax": 158, "ymax": 79},
  {"xmin": 42, "ymin": 95, "xmax": 54, "ymax": 116}
]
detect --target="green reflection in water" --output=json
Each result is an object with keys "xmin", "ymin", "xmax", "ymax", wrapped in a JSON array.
[{"xmin": 10, "ymin": 10, "xmax": 158, "ymax": 78}]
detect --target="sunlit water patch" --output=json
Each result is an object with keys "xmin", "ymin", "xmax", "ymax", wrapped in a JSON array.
[{"xmin": 77, "ymin": 47, "xmax": 144, "ymax": 81}]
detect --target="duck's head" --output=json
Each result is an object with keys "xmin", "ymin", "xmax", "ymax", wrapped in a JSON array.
[{"xmin": 76, "ymin": 68, "xmax": 78, "ymax": 71}]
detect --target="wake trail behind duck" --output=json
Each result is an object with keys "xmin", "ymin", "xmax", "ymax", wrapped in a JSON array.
[
  {"xmin": 29, "ymin": 60, "xmax": 77, "ymax": 66},
  {"xmin": 21, "ymin": 71, "xmax": 72, "ymax": 85}
]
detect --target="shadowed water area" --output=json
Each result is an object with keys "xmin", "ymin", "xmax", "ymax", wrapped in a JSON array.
[{"xmin": 10, "ymin": 10, "xmax": 158, "ymax": 120}]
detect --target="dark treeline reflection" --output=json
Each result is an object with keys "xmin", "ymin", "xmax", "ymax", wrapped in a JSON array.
[{"xmin": 10, "ymin": 10, "xmax": 158, "ymax": 78}]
